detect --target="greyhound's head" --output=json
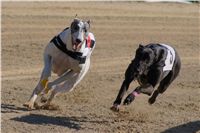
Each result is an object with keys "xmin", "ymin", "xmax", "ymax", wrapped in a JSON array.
[
  {"xmin": 134, "ymin": 44, "xmax": 155, "ymax": 75},
  {"xmin": 70, "ymin": 18, "xmax": 90, "ymax": 51}
]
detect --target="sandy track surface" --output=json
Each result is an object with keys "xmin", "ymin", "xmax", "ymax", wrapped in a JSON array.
[{"xmin": 2, "ymin": 2, "xmax": 200, "ymax": 133}]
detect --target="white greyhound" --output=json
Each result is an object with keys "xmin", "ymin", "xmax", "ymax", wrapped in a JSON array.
[{"xmin": 23, "ymin": 18, "xmax": 95, "ymax": 109}]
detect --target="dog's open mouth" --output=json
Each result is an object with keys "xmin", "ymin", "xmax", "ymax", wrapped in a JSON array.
[
  {"xmin": 72, "ymin": 42, "xmax": 82, "ymax": 51},
  {"xmin": 73, "ymin": 42, "xmax": 80, "ymax": 46}
]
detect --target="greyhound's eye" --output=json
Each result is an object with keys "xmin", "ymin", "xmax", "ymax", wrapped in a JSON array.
[
  {"xmin": 74, "ymin": 25, "xmax": 79, "ymax": 31},
  {"xmin": 141, "ymin": 53, "xmax": 149, "ymax": 60}
]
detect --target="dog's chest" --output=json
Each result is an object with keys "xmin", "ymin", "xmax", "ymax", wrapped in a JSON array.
[{"xmin": 137, "ymin": 74, "xmax": 148, "ymax": 85}]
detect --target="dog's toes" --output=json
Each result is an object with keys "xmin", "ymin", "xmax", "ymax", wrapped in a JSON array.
[
  {"xmin": 23, "ymin": 102, "xmax": 35, "ymax": 110},
  {"xmin": 40, "ymin": 96, "xmax": 47, "ymax": 103},
  {"xmin": 40, "ymin": 103, "xmax": 60, "ymax": 110},
  {"xmin": 23, "ymin": 102, "xmax": 31, "ymax": 107},
  {"xmin": 23, "ymin": 102, "xmax": 40, "ymax": 110},
  {"xmin": 110, "ymin": 104, "xmax": 120, "ymax": 112},
  {"xmin": 40, "ymin": 104, "xmax": 48, "ymax": 109},
  {"xmin": 34, "ymin": 102, "xmax": 41, "ymax": 109},
  {"xmin": 148, "ymin": 97, "xmax": 156, "ymax": 104}
]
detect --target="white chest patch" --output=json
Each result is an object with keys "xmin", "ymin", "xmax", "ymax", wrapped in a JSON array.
[{"xmin": 160, "ymin": 44, "xmax": 176, "ymax": 71}]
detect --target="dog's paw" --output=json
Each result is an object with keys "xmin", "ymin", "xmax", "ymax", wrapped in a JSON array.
[
  {"xmin": 110, "ymin": 104, "xmax": 120, "ymax": 112},
  {"xmin": 148, "ymin": 90, "xmax": 159, "ymax": 104},
  {"xmin": 40, "ymin": 103, "xmax": 60, "ymax": 110},
  {"xmin": 123, "ymin": 93, "xmax": 135, "ymax": 105},
  {"xmin": 23, "ymin": 102, "xmax": 35, "ymax": 110},
  {"xmin": 23, "ymin": 101, "xmax": 40, "ymax": 110},
  {"xmin": 148, "ymin": 97, "xmax": 156, "ymax": 104},
  {"xmin": 40, "ymin": 96, "xmax": 47, "ymax": 103}
]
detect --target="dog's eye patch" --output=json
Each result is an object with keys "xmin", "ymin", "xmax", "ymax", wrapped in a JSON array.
[
  {"xmin": 141, "ymin": 53, "xmax": 150, "ymax": 60},
  {"xmin": 73, "ymin": 25, "xmax": 79, "ymax": 30},
  {"xmin": 71, "ymin": 23, "xmax": 79, "ymax": 31},
  {"xmin": 71, "ymin": 21, "xmax": 81, "ymax": 32}
]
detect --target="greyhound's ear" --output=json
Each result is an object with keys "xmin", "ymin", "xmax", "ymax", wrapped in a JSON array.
[
  {"xmin": 86, "ymin": 20, "xmax": 91, "ymax": 28},
  {"xmin": 73, "ymin": 14, "xmax": 79, "ymax": 22},
  {"xmin": 87, "ymin": 20, "xmax": 90, "ymax": 25},
  {"xmin": 139, "ymin": 44, "xmax": 144, "ymax": 49},
  {"xmin": 84, "ymin": 20, "xmax": 90, "ymax": 32}
]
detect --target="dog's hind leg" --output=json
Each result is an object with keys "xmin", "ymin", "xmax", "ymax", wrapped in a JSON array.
[
  {"xmin": 23, "ymin": 54, "xmax": 52, "ymax": 109},
  {"xmin": 149, "ymin": 69, "xmax": 180, "ymax": 104},
  {"xmin": 149, "ymin": 53, "xmax": 181, "ymax": 104},
  {"xmin": 41, "ymin": 71, "xmax": 79, "ymax": 107},
  {"xmin": 148, "ymin": 72, "xmax": 174, "ymax": 104}
]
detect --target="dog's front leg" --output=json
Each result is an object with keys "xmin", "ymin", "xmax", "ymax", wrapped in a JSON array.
[
  {"xmin": 23, "ymin": 54, "xmax": 52, "ymax": 109},
  {"xmin": 123, "ymin": 84, "xmax": 155, "ymax": 106},
  {"xmin": 123, "ymin": 87, "xmax": 140, "ymax": 105},
  {"xmin": 110, "ymin": 79, "xmax": 133, "ymax": 112},
  {"xmin": 113, "ymin": 80, "xmax": 132, "ymax": 103},
  {"xmin": 111, "ymin": 63, "xmax": 135, "ymax": 112}
]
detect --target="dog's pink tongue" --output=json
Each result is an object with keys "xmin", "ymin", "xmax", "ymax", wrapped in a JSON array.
[
  {"xmin": 72, "ymin": 44, "xmax": 77, "ymax": 50},
  {"xmin": 73, "ymin": 43, "xmax": 82, "ymax": 51}
]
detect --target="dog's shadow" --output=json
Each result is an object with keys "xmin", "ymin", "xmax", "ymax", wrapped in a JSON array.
[
  {"xmin": 11, "ymin": 113, "xmax": 111, "ymax": 130},
  {"xmin": 1, "ymin": 104, "xmax": 81, "ymax": 130},
  {"xmin": 161, "ymin": 120, "xmax": 200, "ymax": 133},
  {"xmin": 11, "ymin": 114, "xmax": 82, "ymax": 130},
  {"xmin": 2, "ymin": 103, "xmax": 109, "ymax": 130},
  {"xmin": 1, "ymin": 103, "xmax": 29, "ymax": 113}
]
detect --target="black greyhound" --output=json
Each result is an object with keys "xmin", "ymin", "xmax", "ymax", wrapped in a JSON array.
[{"xmin": 111, "ymin": 43, "xmax": 181, "ymax": 112}]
